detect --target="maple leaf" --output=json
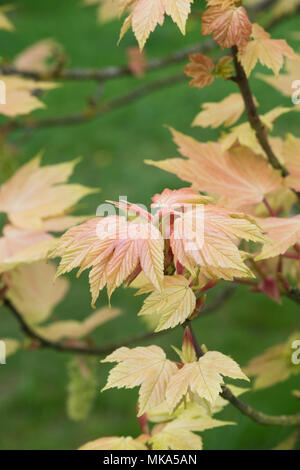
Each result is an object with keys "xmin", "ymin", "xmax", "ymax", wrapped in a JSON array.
[
  {"xmin": 83, "ymin": 0, "xmax": 120, "ymax": 24},
  {"xmin": 0, "ymin": 5, "xmax": 14, "ymax": 31},
  {"xmin": 0, "ymin": 224, "xmax": 58, "ymax": 274},
  {"xmin": 184, "ymin": 53, "xmax": 215, "ymax": 88},
  {"xmin": 169, "ymin": 204, "xmax": 264, "ymax": 281},
  {"xmin": 127, "ymin": 47, "xmax": 147, "ymax": 77},
  {"xmin": 202, "ymin": 1, "xmax": 252, "ymax": 50},
  {"xmin": 119, "ymin": 0, "xmax": 194, "ymax": 49},
  {"xmin": 137, "ymin": 275, "xmax": 196, "ymax": 332},
  {"xmin": 283, "ymin": 134, "xmax": 300, "ymax": 191},
  {"xmin": 192, "ymin": 93, "xmax": 247, "ymax": 128},
  {"xmin": 0, "ymin": 76, "xmax": 58, "ymax": 117},
  {"xmin": 146, "ymin": 128, "xmax": 282, "ymax": 210},
  {"xmin": 166, "ymin": 351, "xmax": 249, "ymax": 410},
  {"xmin": 238, "ymin": 24, "xmax": 297, "ymax": 76},
  {"xmin": 245, "ymin": 332, "xmax": 300, "ymax": 389},
  {"xmin": 79, "ymin": 435, "xmax": 148, "ymax": 450},
  {"xmin": 255, "ymin": 216, "xmax": 300, "ymax": 260},
  {"xmin": 0, "ymin": 338, "xmax": 20, "ymax": 358},
  {"xmin": 221, "ymin": 107, "xmax": 292, "ymax": 155},
  {"xmin": 14, "ymin": 39, "xmax": 62, "ymax": 73},
  {"xmin": 258, "ymin": 55, "xmax": 300, "ymax": 98},
  {"xmin": 0, "ymin": 156, "xmax": 96, "ymax": 230},
  {"xmin": 102, "ymin": 345, "xmax": 178, "ymax": 415},
  {"xmin": 52, "ymin": 214, "xmax": 164, "ymax": 305},
  {"xmin": 151, "ymin": 187, "xmax": 211, "ymax": 210},
  {"xmin": 35, "ymin": 306, "xmax": 121, "ymax": 341},
  {"xmin": 149, "ymin": 418, "xmax": 204, "ymax": 450},
  {"xmin": 3, "ymin": 261, "xmax": 69, "ymax": 325}
]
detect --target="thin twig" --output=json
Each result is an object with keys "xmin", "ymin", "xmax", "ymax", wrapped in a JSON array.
[
  {"xmin": 0, "ymin": 41, "xmax": 215, "ymax": 82},
  {"xmin": 9, "ymin": 72, "xmax": 186, "ymax": 131},
  {"xmin": 3, "ymin": 297, "xmax": 161, "ymax": 356},
  {"xmin": 188, "ymin": 322, "xmax": 300, "ymax": 427},
  {"xmin": 231, "ymin": 46, "xmax": 288, "ymax": 177}
]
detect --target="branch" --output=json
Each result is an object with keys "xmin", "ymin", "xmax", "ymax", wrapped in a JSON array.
[
  {"xmin": 4, "ymin": 286, "xmax": 233, "ymax": 357},
  {"xmin": 231, "ymin": 46, "xmax": 289, "ymax": 177},
  {"xmin": 0, "ymin": 41, "xmax": 215, "ymax": 82},
  {"xmin": 9, "ymin": 72, "xmax": 186, "ymax": 131},
  {"xmin": 3, "ymin": 297, "xmax": 160, "ymax": 356},
  {"xmin": 188, "ymin": 322, "xmax": 300, "ymax": 427}
]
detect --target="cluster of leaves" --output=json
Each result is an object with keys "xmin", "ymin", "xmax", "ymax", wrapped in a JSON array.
[{"xmin": 0, "ymin": 0, "xmax": 300, "ymax": 451}]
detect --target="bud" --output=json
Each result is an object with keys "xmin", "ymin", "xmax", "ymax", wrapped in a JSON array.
[{"xmin": 182, "ymin": 326, "xmax": 197, "ymax": 363}]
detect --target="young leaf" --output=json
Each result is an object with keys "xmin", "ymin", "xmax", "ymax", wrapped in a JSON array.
[
  {"xmin": 184, "ymin": 53, "xmax": 215, "ymax": 88},
  {"xmin": 35, "ymin": 307, "xmax": 121, "ymax": 341},
  {"xmin": 3, "ymin": 261, "xmax": 69, "ymax": 325},
  {"xmin": 192, "ymin": 93, "xmax": 247, "ymax": 128},
  {"xmin": 79, "ymin": 435, "xmax": 148, "ymax": 450},
  {"xmin": 166, "ymin": 351, "xmax": 249, "ymax": 410},
  {"xmin": 255, "ymin": 216, "xmax": 300, "ymax": 260},
  {"xmin": 238, "ymin": 24, "xmax": 297, "ymax": 76},
  {"xmin": 258, "ymin": 55, "xmax": 300, "ymax": 97},
  {"xmin": 0, "ymin": 76, "xmax": 58, "ymax": 117},
  {"xmin": 138, "ymin": 275, "xmax": 196, "ymax": 332},
  {"xmin": 244, "ymin": 332, "xmax": 300, "ymax": 389},
  {"xmin": 146, "ymin": 128, "xmax": 282, "ymax": 210},
  {"xmin": 52, "ymin": 215, "xmax": 164, "ymax": 305},
  {"xmin": 0, "ymin": 157, "xmax": 96, "ymax": 230},
  {"xmin": 102, "ymin": 345, "xmax": 178, "ymax": 415},
  {"xmin": 14, "ymin": 39, "xmax": 62, "ymax": 73},
  {"xmin": 283, "ymin": 134, "xmax": 300, "ymax": 191},
  {"xmin": 119, "ymin": 0, "xmax": 193, "ymax": 49},
  {"xmin": 169, "ymin": 205, "xmax": 263, "ymax": 281},
  {"xmin": 202, "ymin": 1, "xmax": 252, "ymax": 50}
]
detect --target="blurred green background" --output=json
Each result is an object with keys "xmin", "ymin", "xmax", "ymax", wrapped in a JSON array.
[{"xmin": 0, "ymin": 0, "xmax": 299, "ymax": 450}]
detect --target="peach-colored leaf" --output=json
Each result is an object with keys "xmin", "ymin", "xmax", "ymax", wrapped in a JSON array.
[
  {"xmin": 166, "ymin": 351, "xmax": 249, "ymax": 410},
  {"xmin": 258, "ymin": 55, "xmax": 300, "ymax": 97},
  {"xmin": 146, "ymin": 129, "xmax": 282, "ymax": 210},
  {"xmin": 202, "ymin": 1, "xmax": 252, "ymax": 50},
  {"xmin": 102, "ymin": 345, "xmax": 178, "ymax": 415},
  {"xmin": 192, "ymin": 93, "xmax": 246, "ymax": 128},
  {"xmin": 138, "ymin": 275, "xmax": 196, "ymax": 332},
  {"xmin": 184, "ymin": 53, "xmax": 215, "ymax": 88},
  {"xmin": 14, "ymin": 39, "xmax": 62, "ymax": 73},
  {"xmin": 255, "ymin": 216, "xmax": 300, "ymax": 260},
  {"xmin": 127, "ymin": 47, "xmax": 147, "ymax": 77},
  {"xmin": 0, "ymin": 76, "xmax": 58, "ymax": 117},
  {"xmin": 3, "ymin": 261, "xmax": 69, "ymax": 325},
  {"xmin": 239, "ymin": 24, "xmax": 297, "ymax": 76},
  {"xmin": 283, "ymin": 134, "xmax": 300, "ymax": 191},
  {"xmin": 169, "ymin": 204, "xmax": 263, "ymax": 281},
  {"xmin": 79, "ymin": 435, "xmax": 147, "ymax": 450},
  {"xmin": 52, "ymin": 215, "xmax": 164, "ymax": 305},
  {"xmin": 0, "ymin": 156, "xmax": 96, "ymax": 230},
  {"xmin": 36, "ymin": 306, "xmax": 121, "ymax": 341}
]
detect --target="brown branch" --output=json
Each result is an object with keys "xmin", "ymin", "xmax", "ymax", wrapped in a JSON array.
[
  {"xmin": 4, "ymin": 286, "xmax": 233, "ymax": 357},
  {"xmin": 188, "ymin": 322, "xmax": 300, "ymax": 427},
  {"xmin": 9, "ymin": 72, "xmax": 186, "ymax": 132},
  {"xmin": 0, "ymin": 41, "xmax": 215, "ymax": 83},
  {"xmin": 231, "ymin": 46, "xmax": 288, "ymax": 177},
  {"xmin": 3, "ymin": 297, "xmax": 161, "ymax": 356}
]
